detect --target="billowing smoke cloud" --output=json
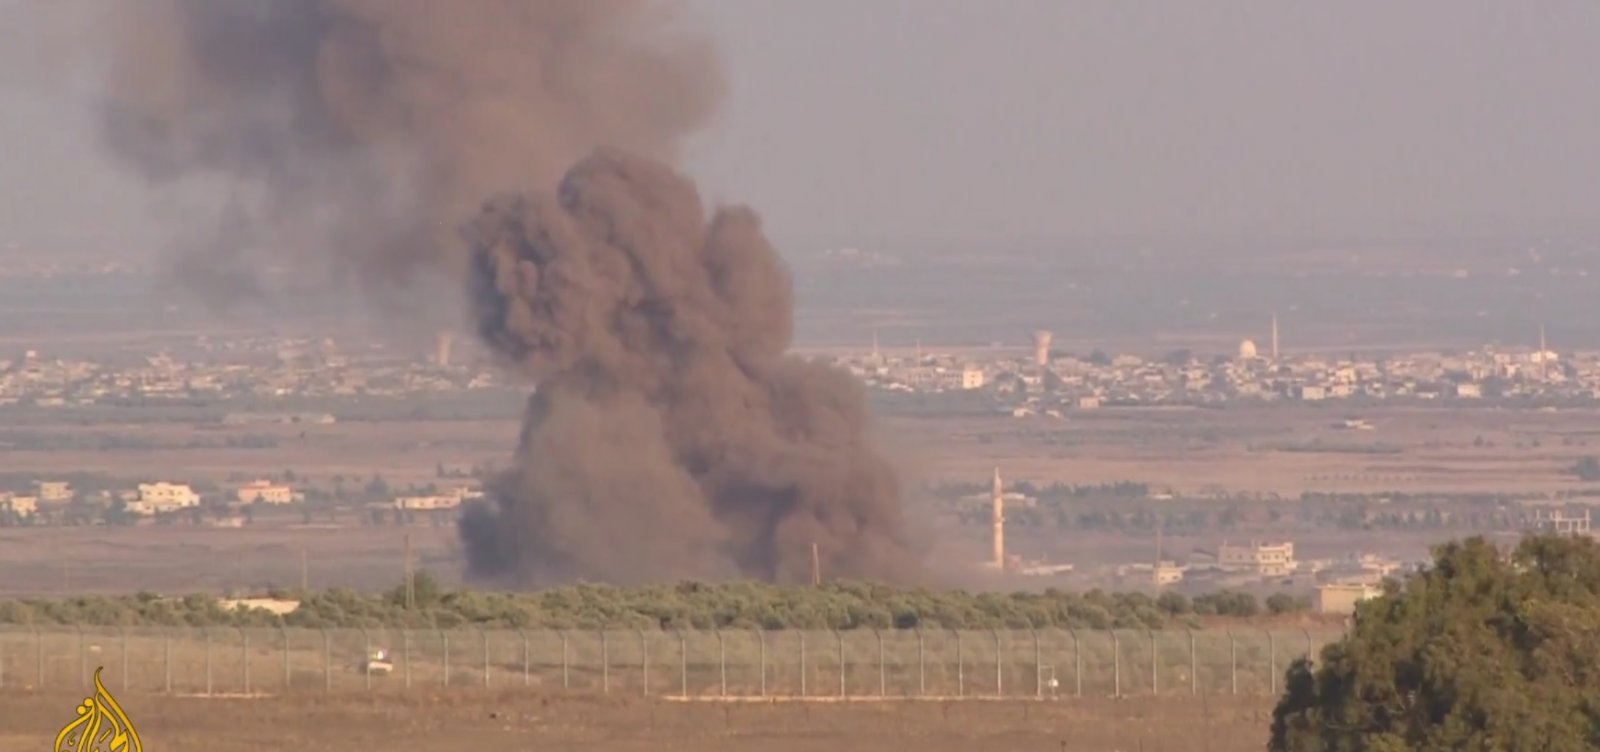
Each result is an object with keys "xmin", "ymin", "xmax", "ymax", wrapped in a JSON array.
[
  {"xmin": 92, "ymin": 0, "xmax": 722, "ymax": 307},
  {"xmin": 460, "ymin": 150, "xmax": 915, "ymax": 584},
  {"xmin": 78, "ymin": 0, "xmax": 916, "ymax": 584}
]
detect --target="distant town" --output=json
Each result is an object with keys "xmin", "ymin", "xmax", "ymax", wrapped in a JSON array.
[
  {"xmin": 841, "ymin": 324, "xmax": 1590, "ymax": 412},
  {"xmin": 1, "ymin": 323, "xmax": 1594, "ymax": 412}
]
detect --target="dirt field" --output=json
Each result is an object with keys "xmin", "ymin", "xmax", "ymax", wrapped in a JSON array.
[
  {"xmin": 894, "ymin": 405, "xmax": 1600, "ymax": 495},
  {"xmin": 4, "ymin": 406, "xmax": 1595, "ymax": 497},
  {"xmin": 0, "ymin": 522, "xmax": 457, "ymax": 596},
  {"xmin": 0, "ymin": 689, "xmax": 1279, "ymax": 752}
]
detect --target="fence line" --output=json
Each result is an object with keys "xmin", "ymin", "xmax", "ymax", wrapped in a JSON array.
[{"xmin": 0, "ymin": 627, "xmax": 1344, "ymax": 699}]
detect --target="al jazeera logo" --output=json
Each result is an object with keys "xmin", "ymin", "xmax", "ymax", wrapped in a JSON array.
[{"xmin": 52, "ymin": 668, "xmax": 143, "ymax": 752}]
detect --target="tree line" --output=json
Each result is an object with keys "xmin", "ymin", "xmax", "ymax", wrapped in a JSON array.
[{"xmin": 0, "ymin": 577, "xmax": 1312, "ymax": 631}]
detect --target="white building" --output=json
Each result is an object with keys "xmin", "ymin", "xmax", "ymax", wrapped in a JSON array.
[
  {"xmin": 395, "ymin": 487, "xmax": 483, "ymax": 512},
  {"xmin": 1314, "ymin": 582, "xmax": 1383, "ymax": 615},
  {"xmin": 1153, "ymin": 560, "xmax": 1185, "ymax": 586},
  {"xmin": 34, "ymin": 481, "xmax": 73, "ymax": 503},
  {"xmin": 128, "ymin": 482, "xmax": 201, "ymax": 515},
  {"xmin": 1, "ymin": 494, "xmax": 39, "ymax": 520},
  {"xmin": 1218, "ymin": 540, "xmax": 1297, "ymax": 577},
  {"xmin": 237, "ymin": 480, "xmax": 296, "ymax": 505}
]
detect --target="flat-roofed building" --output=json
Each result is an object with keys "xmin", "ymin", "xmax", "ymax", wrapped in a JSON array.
[
  {"xmin": 1315, "ymin": 582, "xmax": 1383, "ymax": 615},
  {"xmin": 237, "ymin": 480, "xmax": 295, "ymax": 505},
  {"xmin": 1218, "ymin": 540, "xmax": 1297, "ymax": 577}
]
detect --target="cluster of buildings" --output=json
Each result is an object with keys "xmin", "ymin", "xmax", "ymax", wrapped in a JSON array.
[
  {"xmin": 1114, "ymin": 539, "xmax": 1405, "ymax": 615},
  {"xmin": 0, "ymin": 477, "xmax": 481, "ymax": 526},
  {"xmin": 0, "ymin": 334, "xmax": 504, "ymax": 408},
  {"xmin": 837, "ymin": 324, "xmax": 1600, "ymax": 409}
]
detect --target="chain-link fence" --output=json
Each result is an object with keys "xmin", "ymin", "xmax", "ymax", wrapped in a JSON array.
[{"xmin": 0, "ymin": 626, "xmax": 1345, "ymax": 698}]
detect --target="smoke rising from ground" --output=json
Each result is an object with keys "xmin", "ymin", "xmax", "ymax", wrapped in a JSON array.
[
  {"xmin": 461, "ymin": 150, "xmax": 916, "ymax": 584},
  {"xmin": 74, "ymin": 0, "xmax": 916, "ymax": 584},
  {"xmin": 91, "ymin": 0, "xmax": 722, "ymax": 306}
]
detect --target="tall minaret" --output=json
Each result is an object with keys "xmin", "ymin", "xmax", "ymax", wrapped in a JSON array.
[
  {"xmin": 1539, "ymin": 322, "xmax": 1549, "ymax": 381},
  {"xmin": 1271, "ymin": 312, "xmax": 1280, "ymax": 362},
  {"xmin": 991, "ymin": 467, "xmax": 1006, "ymax": 569}
]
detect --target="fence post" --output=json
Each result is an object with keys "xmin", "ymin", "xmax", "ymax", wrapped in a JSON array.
[
  {"xmin": 520, "ymin": 630, "xmax": 530, "ymax": 687},
  {"xmin": 875, "ymin": 629, "xmax": 885, "ymax": 698},
  {"xmin": 233, "ymin": 627, "xmax": 246, "ymax": 696},
  {"xmin": 205, "ymin": 628, "xmax": 214, "ymax": 696},
  {"xmin": 993, "ymin": 629, "xmax": 1003, "ymax": 698},
  {"xmin": 600, "ymin": 630, "xmax": 609, "ymax": 695},
  {"xmin": 678, "ymin": 630, "xmax": 687, "ymax": 697},
  {"xmin": 363, "ymin": 629, "xmax": 372, "ymax": 691},
  {"xmin": 443, "ymin": 630, "xmax": 451, "ymax": 687},
  {"xmin": 717, "ymin": 630, "xmax": 727, "ymax": 697},
  {"xmin": 757, "ymin": 629, "xmax": 766, "ymax": 697},
  {"xmin": 836, "ymin": 629, "xmax": 845, "ymax": 699},
  {"xmin": 560, "ymin": 631, "xmax": 569, "ymax": 690},
  {"xmin": 1112, "ymin": 630, "xmax": 1121, "ymax": 699},
  {"xmin": 121, "ymin": 627, "xmax": 130, "ymax": 693},
  {"xmin": 1268, "ymin": 630, "xmax": 1277, "ymax": 696},
  {"xmin": 1228, "ymin": 631, "xmax": 1237, "ymax": 696},
  {"xmin": 163, "ymin": 629, "xmax": 172, "ymax": 695},
  {"xmin": 1070, "ymin": 628, "xmax": 1081, "ymax": 698},
  {"xmin": 283, "ymin": 625, "xmax": 292, "ymax": 691},
  {"xmin": 799, "ymin": 631, "xmax": 807, "ymax": 698},
  {"xmin": 1033, "ymin": 629, "xmax": 1042, "ymax": 699},
  {"xmin": 482, "ymin": 628, "xmax": 491, "ymax": 689},
  {"xmin": 640, "ymin": 629, "xmax": 649, "ymax": 696},
  {"xmin": 955, "ymin": 630, "xmax": 964, "ymax": 698},
  {"xmin": 916, "ymin": 629, "xmax": 925, "ymax": 697},
  {"xmin": 1149, "ymin": 629, "xmax": 1157, "ymax": 696},
  {"xmin": 323, "ymin": 629, "xmax": 332, "ymax": 693},
  {"xmin": 1188, "ymin": 629, "xmax": 1196, "ymax": 696}
]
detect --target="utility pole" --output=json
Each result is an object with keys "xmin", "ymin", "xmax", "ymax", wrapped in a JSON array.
[
  {"xmin": 300, "ymin": 546, "xmax": 308, "ymax": 594},
  {"xmin": 404, "ymin": 533, "xmax": 415, "ymax": 610},
  {"xmin": 811, "ymin": 542, "xmax": 821, "ymax": 587}
]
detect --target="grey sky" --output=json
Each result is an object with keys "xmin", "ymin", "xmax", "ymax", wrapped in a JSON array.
[{"xmin": 5, "ymin": 1, "xmax": 1600, "ymax": 251}]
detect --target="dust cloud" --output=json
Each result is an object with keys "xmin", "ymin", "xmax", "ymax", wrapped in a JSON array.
[{"xmin": 75, "ymin": 0, "xmax": 918, "ymax": 585}]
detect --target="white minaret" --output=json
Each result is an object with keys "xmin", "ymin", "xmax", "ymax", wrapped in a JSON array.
[
  {"xmin": 991, "ymin": 467, "xmax": 1006, "ymax": 569},
  {"xmin": 1271, "ymin": 312, "xmax": 1280, "ymax": 362},
  {"xmin": 1540, "ymin": 322, "xmax": 1549, "ymax": 381}
]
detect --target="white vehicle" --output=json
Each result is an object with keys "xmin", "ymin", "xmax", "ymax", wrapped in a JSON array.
[{"xmin": 360, "ymin": 648, "xmax": 394, "ymax": 676}]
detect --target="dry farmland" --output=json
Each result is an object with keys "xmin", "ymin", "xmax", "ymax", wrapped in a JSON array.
[{"xmin": 0, "ymin": 688, "xmax": 1282, "ymax": 752}]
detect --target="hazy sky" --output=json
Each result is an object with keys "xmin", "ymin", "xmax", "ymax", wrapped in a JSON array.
[{"xmin": 5, "ymin": 1, "xmax": 1600, "ymax": 251}]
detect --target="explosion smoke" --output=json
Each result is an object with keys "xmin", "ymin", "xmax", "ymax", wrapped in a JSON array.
[
  {"xmin": 78, "ymin": 0, "xmax": 917, "ymax": 584},
  {"xmin": 461, "ymin": 149, "xmax": 915, "ymax": 584},
  {"xmin": 92, "ymin": 0, "xmax": 721, "ymax": 304}
]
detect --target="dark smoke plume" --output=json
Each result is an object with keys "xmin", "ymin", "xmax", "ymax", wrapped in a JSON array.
[
  {"xmin": 461, "ymin": 149, "xmax": 916, "ymax": 585},
  {"xmin": 91, "ymin": 0, "xmax": 722, "ymax": 305},
  {"xmin": 77, "ymin": 0, "xmax": 917, "ymax": 584}
]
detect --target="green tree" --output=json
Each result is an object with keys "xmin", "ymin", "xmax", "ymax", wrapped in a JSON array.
[{"xmin": 1271, "ymin": 534, "xmax": 1600, "ymax": 751}]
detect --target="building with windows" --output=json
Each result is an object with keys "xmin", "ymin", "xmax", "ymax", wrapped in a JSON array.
[
  {"xmin": 237, "ymin": 480, "xmax": 296, "ymax": 505},
  {"xmin": 1218, "ymin": 540, "xmax": 1297, "ymax": 577},
  {"xmin": 128, "ymin": 482, "xmax": 201, "ymax": 515}
]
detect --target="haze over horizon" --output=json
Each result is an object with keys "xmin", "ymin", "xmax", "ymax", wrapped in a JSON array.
[{"xmin": 2, "ymin": 0, "xmax": 1598, "ymax": 254}]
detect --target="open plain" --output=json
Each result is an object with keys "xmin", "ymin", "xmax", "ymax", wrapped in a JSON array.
[
  {"xmin": 0, "ymin": 403, "xmax": 1589, "ymax": 594},
  {"xmin": 0, "ymin": 689, "xmax": 1278, "ymax": 752}
]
